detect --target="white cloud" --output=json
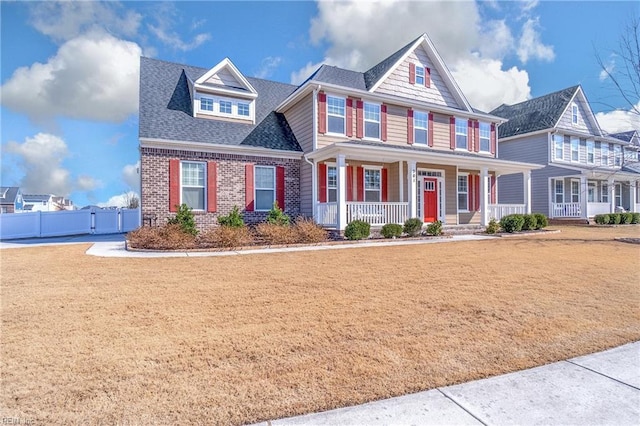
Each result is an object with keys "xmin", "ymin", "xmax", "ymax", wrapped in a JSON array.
[
  {"xmin": 596, "ymin": 102, "xmax": 640, "ymax": 134},
  {"xmin": 147, "ymin": 3, "xmax": 211, "ymax": 51},
  {"xmin": 255, "ymin": 56, "xmax": 283, "ymax": 79},
  {"xmin": 0, "ymin": 32, "xmax": 141, "ymax": 123},
  {"xmin": 3, "ymin": 133, "xmax": 99, "ymax": 196},
  {"xmin": 517, "ymin": 18, "xmax": 555, "ymax": 64},
  {"xmin": 98, "ymin": 191, "xmax": 139, "ymax": 208},
  {"xmin": 290, "ymin": 61, "xmax": 324, "ymax": 85},
  {"xmin": 122, "ymin": 161, "xmax": 140, "ymax": 190},
  {"xmin": 478, "ymin": 20, "xmax": 514, "ymax": 59},
  {"xmin": 599, "ymin": 55, "xmax": 616, "ymax": 82}
]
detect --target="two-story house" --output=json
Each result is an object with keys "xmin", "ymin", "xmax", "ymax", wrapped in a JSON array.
[
  {"xmin": 492, "ymin": 86, "xmax": 640, "ymax": 219},
  {"xmin": 139, "ymin": 34, "xmax": 541, "ymax": 231},
  {"xmin": 0, "ymin": 187, "xmax": 23, "ymax": 214}
]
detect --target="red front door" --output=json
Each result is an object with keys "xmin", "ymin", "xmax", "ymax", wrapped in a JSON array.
[{"xmin": 423, "ymin": 178, "xmax": 438, "ymax": 222}]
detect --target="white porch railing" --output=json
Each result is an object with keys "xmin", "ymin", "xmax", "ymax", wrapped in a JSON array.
[
  {"xmin": 552, "ymin": 203, "xmax": 582, "ymax": 218},
  {"xmin": 488, "ymin": 204, "xmax": 525, "ymax": 221},
  {"xmin": 636, "ymin": 204, "xmax": 640, "ymax": 213},
  {"xmin": 347, "ymin": 202, "xmax": 408, "ymax": 226},
  {"xmin": 316, "ymin": 202, "xmax": 338, "ymax": 227},
  {"xmin": 587, "ymin": 203, "xmax": 610, "ymax": 217}
]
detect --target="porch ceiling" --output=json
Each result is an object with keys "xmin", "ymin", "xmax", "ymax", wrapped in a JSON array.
[{"xmin": 306, "ymin": 141, "xmax": 542, "ymax": 175}]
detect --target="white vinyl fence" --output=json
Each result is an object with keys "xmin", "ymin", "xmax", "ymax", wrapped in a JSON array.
[{"xmin": 0, "ymin": 208, "xmax": 140, "ymax": 240}]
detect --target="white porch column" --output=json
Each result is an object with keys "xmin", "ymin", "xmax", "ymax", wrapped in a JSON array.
[
  {"xmin": 608, "ymin": 178, "xmax": 616, "ymax": 213},
  {"xmin": 480, "ymin": 168, "xmax": 489, "ymax": 226},
  {"xmin": 580, "ymin": 175, "xmax": 588, "ymax": 219},
  {"xmin": 398, "ymin": 161, "xmax": 404, "ymax": 202},
  {"xmin": 630, "ymin": 180, "xmax": 637, "ymax": 212},
  {"xmin": 407, "ymin": 160, "xmax": 417, "ymax": 219},
  {"xmin": 337, "ymin": 154, "xmax": 347, "ymax": 231},
  {"xmin": 524, "ymin": 170, "xmax": 532, "ymax": 214}
]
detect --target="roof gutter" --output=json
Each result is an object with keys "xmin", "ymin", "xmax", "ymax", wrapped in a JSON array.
[{"xmin": 140, "ymin": 137, "xmax": 303, "ymax": 160}]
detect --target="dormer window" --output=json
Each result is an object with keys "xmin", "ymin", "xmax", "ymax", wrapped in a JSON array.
[
  {"xmin": 196, "ymin": 93, "xmax": 254, "ymax": 121},
  {"xmin": 571, "ymin": 104, "xmax": 578, "ymax": 125},
  {"xmin": 201, "ymin": 97, "xmax": 213, "ymax": 111},
  {"xmin": 219, "ymin": 100, "xmax": 232, "ymax": 114},
  {"xmin": 238, "ymin": 103, "xmax": 250, "ymax": 117}
]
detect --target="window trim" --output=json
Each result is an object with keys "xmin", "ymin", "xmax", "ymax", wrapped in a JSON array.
[
  {"xmin": 254, "ymin": 165, "xmax": 276, "ymax": 211},
  {"xmin": 479, "ymin": 122, "xmax": 491, "ymax": 153},
  {"xmin": 553, "ymin": 134, "xmax": 564, "ymax": 161},
  {"xmin": 570, "ymin": 137, "xmax": 580, "ymax": 162},
  {"xmin": 454, "ymin": 117, "xmax": 468, "ymax": 150},
  {"xmin": 587, "ymin": 140, "xmax": 595, "ymax": 164},
  {"xmin": 571, "ymin": 103, "xmax": 579, "ymax": 125},
  {"xmin": 413, "ymin": 110, "xmax": 429, "ymax": 145},
  {"xmin": 195, "ymin": 92, "xmax": 254, "ymax": 121},
  {"xmin": 457, "ymin": 173, "xmax": 469, "ymax": 212},
  {"xmin": 554, "ymin": 179, "xmax": 564, "ymax": 204},
  {"xmin": 363, "ymin": 101, "xmax": 381, "ymax": 140},
  {"xmin": 570, "ymin": 179, "xmax": 580, "ymax": 203},
  {"xmin": 326, "ymin": 94, "xmax": 346, "ymax": 136},
  {"xmin": 415, "ymin": 65, "xmax": 425, "ymax": 86},
  {"xmin": 327, "ymin": 165, "xmax": 337, "ymax": 203},
  {"xmin": 363, "ymin": 166, "xmax": 382, "ymax": 202},
  {"xmin": 587, "ymin": 181, "xmax": 596, "ymax": 203},
  {"xmin": 601, "ymin": 182, "xmax": 609, "ymax": 203},
  {"xmin": 180, "ymin": 161, "xmax": 206, "ymax": 211}
]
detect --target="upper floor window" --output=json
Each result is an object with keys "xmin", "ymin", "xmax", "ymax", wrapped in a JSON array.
[
  {"xmin": 327, "ymin": 96, "xmax": 345, "ymax": 134},
  {"xmin": 415, "ymin": 66, "xmax": 425, "ymax": 86},
  {"xmin": 571, "ymin": 104, "xmax": 578, "ymax": 124},
  {"xmin": 364, "ymin": 103, "xmax": 381, "ymax": 139},
  {"xmin": 602, "ymin": 143, "xmax": 610, "ymax": 166},
  {"xmin": 479, "ymin": 122, "xmax": 491, "ymax": 152},
  {"xmin": 238, "ymin": 102, "xmax": 250, "ymax": 117},
  {"xmin": 200, "ymin": 97, "xmax": 214, "ymax": 111},
  {"xmin": 181, "ymin": 161, "xmax": 205, "ymax": 210},
  {"xmin": 554, "ymin": 134, "xmax": 564, "ymax": 160},
  {"xmin": 614, "ymin": 145, "xmax": 622, "ymax": 166},
  {"xmin": 255, "ymin": 166, "xmax": 275, "ymax": 211},
  {"xmin": 196, "ymin": 93, "xmax": 252, "ymax": 120},
  {"xmin": 587, "ymin": 140, "xmax": 595, "ymax": 164},
  {"xmin": 571, "ymin": 137, "xmax": 579, "ymax": 162},
  {"xmin": 455, "ymin": 118, "xmax": 468, "ymax": 149},
  {"xmin": 414, "ymin": 111, "xmax": 428, "ymax": 144},
  {"xmin": 364, "ymin": 168, "xmax": 381, "ymax": 202}
]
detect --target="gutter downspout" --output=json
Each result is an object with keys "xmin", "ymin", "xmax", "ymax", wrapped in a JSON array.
[{"xmin": 308, "ymin": 85, "xmax": 321, "ymax": 221}]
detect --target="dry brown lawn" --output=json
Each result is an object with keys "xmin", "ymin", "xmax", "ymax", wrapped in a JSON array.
[{"xmin": 1, "ymin": 226, "xmax": 639, "ymax": 425}]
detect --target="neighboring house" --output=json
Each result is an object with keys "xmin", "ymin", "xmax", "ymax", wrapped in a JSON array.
[
  {"xmin": 492, "ymin": 86, "xmax": 640, "ymax": 219},
  {"xmin": 23, "ymin": 194, "xmax": 75, "ymax": 212},
  {"xmin": 0, "ymin": 187, "xmax": 24, "ymax": 214},
  {"xmin": 139, "ymin": 33, "xmax": 540, "ymax": 231},
  {"xmin": 611, "ymin": 130, "xmax": 640, "ymax": 165}
]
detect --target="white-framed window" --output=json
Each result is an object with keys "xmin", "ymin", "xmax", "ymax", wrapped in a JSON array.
[
  {"xmin": 571, "ymin": 137, "xmax": 579, "ymax": 162},
  {"xmin": 587, "ymin": 140, "xmax": 595, "ymax": 164},
  {"xmin": 615, "ymin": 183, "xmax": 622, "ymax": 207},
  {"xmin": 200, "ymin": 97, "xmax": 214, "ymax": 111},
  {"xmin": 587, "ymin": 182, "xmax": 596, "ymax": 202},
  {"xmin": 554, "ymin": 134, "xmax": 564, "ymax": 160},
  {"xmin": 571, "ymin": 103, "xmax": 579, "ymax": 124},
  {"xmin": 327, "ymin": 95, "xmax": 345, "ymax": 134},
  {"xmin": 479, "ymin": 122, "xmax": 491, "ymax": 152},
  {"xmin": 415, "ymin": 65, "xmax": 425, "ymax": 85},
  {"xmin": 414, "ymin": 111, "xmax": 428, "ymax": 145},
  {"xmin": 181, "ymin": 161, "xmax": 206, "ymax": 210},
  {"xmin": 554, "ymin": 179, "xmax": 564, "ymax": 204},
  {"xmin": 238, "ymin": 102, "xmax": 250, "ymax": 117},
  {"xmin": 327, "ymin": 166, "xmax": 337, "ymax": 202},
  {"xmin": 601, "ymin": 183, "xmax": 609, "ymax": 203},
  {"xmin": 254, "ymin": 166, "xmax": 275, "ymax": 211},
  {"xmin": 196, "ymin": 93, "xmax": 253, "ymax": 120},
  {"xmin": 364, "ymin": 168, "xmax": 381, "ymax": 202},
  {"xmin": 570, "ymin": 180, "xmax": 580, "ymax": 203},
  {"xmin": 219, "ymin": 100, "xmax": 232, "ymax": 114},
  {"xmin": 457, "ymin": 174, "xmax": 469, "ymax": 211},
  {"xmin": 455, "ymin": 118, "xmax": 468, "ymax": 149},
  {"xmin": 614, "ymin": 145, "xmax": 622, "ymax": 166},
  {"xmin": 364, "ymin": 102, "xmax": 381, "ymax": 139},
  {"xmin": 602, "ymin": 143, "xmax": 610, "ymax": 166}
]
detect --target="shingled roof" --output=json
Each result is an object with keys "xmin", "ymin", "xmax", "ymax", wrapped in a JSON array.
[
  {"xmin": 490, "ymin": 86, "xmax": 580, "ymax": 139},
  {"xmin": 610, "ymin": 130, "xmax": 637, "ymax": 144},
  {"xmin": 139, "ymin": 57, "xmax": 302, "ymax": 152},
  {"xmin": 0, "ymin": 187, "xmax": 20, "ymax": 204},
  {"xmin": 363, "ymin": 37, "xmax": 419, "ymax": 90}
]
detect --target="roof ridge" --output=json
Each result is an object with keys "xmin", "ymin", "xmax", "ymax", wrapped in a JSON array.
[{"xmin": 494, "ymin": 85, "xmax": 580, "ymax": 111}]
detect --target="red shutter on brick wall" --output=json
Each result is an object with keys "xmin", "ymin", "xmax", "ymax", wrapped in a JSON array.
[
  {"xmin": 467, "ymin": 119, "xmax": 473, "ymax": 152},
  {"xmin": 490, "ymin": 123, "xmax": 496, "ymax": 155},
  {"xmin": 475, "ymin": 174, "xmax": 481, "ymax": 211},
  {"xmin": 356, "ymin": 166, "xmax": 364, "ymax": 201},
  {"xmin": 490, "ymin": 175, "xmax": 496, "ymax": 204},
  {"xmin": 347, "ymin": 166, "xmax": 354, "ymax": 201},
  {"xmin": 425, "ymin": 67, "xmax": 431, "ymax": 88},
  {"xmin": 276, "ymin": 166, "xmax": 285, "ymax": 210},
  {"xmin": 409, "ymin": 63, "xmax": 416, "ymax": 84},
  {"xmin": 207, "ymin": 161, "xmax": 217, "ymax": 213},
  {"xmin": 450, "ymin": 116, "xmax": 456, "ymax": 150},
  {"xmin": 381, "ymin": 104, "xmax": 387, "ymax": 141},
  {"xmin": 318, "ymin": 163, "xmax": 327, "ymax": 203},
  {"xmin": 381, "ymin": 168, "xmax": 388, "ymax": 202},
  {"xmin": 245, "ymin": 164, "xmax": 254, "ymax": 212},
  {"xmin": 428, "ymin": 113, "xmax": 434, "ymax": 147},
  {"xmin": 318, "ymin": 92, "xmax": 327, "ymax": 134},
  {"xmin": 346, "ymin": 98, "xmax": 353, "ymax": 137},
  {"xmin": 169, "ymin": 159, "xmax": 179, "ymax": 212},
  {"xmin": 356, "ymin": 100, "xmax": 364, "ymax": 138},
  {"xmin": 407, "ymin": 109, "xmax": 414, "ymax": 144},
  {"xmin": 468, "ymin": 175, "xmax": 474, "ymax": 211}
]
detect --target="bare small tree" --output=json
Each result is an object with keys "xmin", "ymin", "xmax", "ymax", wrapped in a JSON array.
[{"xmin": 123, "ymin": 192, "xmax": 140, "ymax": 209}]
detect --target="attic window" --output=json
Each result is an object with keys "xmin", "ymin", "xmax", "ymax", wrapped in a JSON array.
[
  {"xmin": 195, "ymin": 93, "xmax": 253, "ymax": 122},
  {"xmin": 201, "ymin": 97, "xmax": 213, "ymax": 111},
  {"xmin": 415, "ymin": 66, "xmax": 425, "ymax": 85},
  {"xmin": 571, "ymin": 104, "xmax": 578, "ymax": 124}
]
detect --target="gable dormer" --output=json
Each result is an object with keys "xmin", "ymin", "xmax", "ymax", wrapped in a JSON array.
[
  {"xmin": 192, "ymin": 58, "xmax": 258, "ymax": 123},
  {"xmin": 556, "ymin": 87, "xmax": 601, "ymax": 136}
]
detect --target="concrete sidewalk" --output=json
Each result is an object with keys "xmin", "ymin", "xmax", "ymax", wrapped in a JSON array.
[{"xmin": 254, "ymin": 342, "xmax": 639, "ymax": 426}]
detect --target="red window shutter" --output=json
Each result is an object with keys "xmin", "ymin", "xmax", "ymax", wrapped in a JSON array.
[
  {"xmin": 467, "ymin": 119, "xmax": 473, "ymax": 152},
  {"xmin": 207, "ymin": 161, "xmax": 217, "ymax": 213},
  {"xmin": 169, "ymin": 159, "xmax": 180, "ymax": 212},
  {"xmin": 276, "ymin": 166, "xmax": 285, "ymax": 210},
  {"xmin": 407, "ymin": 108, "xmax": 414, "ymax": 144},
  {"xmin": 475, "ymin": 174, "xmax": 481, "ymax": 211},
  {"xmin": 318, "ymin": 92, "xmax": 327, "ymax": 134},
  {"xmin": 318, "ymin": 163, "xmax": 327, "ymax": 203},
  {"xmin": 381, "ymin": 168, "xmax": 388, "ymax": 202},
  {"xmin": 245, "ymin": 164, "xmax": 254, "ymax": 212},
  {"xmin": 428, "ymin": 113, "xmax": 434, "ymax": 147},
  {"xmin": 346, "ymin": 98, "xmax": 353, "ymax": 137},
  {"xmin": 356, "ymin": 166, "xmax": 364, "ymax": 201},
  {"xmin": 425, "ymin": 67, "xmax": 431, "ymax": 88},
  {"xmin": 468, "ymin": 175, "xmax": 474, "ymax": 211},
  {"xmin": 490, "ymin": 123, "xmax": 496, "ymax": 155},
  {"xmin": 356, "ymin": 100, "xmax": 364, "ymax": 138},
  {"xmin": 381, "ymin": 104, "xmax": 387, "ymax": 141},
  {"xmin": 490, "ymin": 175, "xmax": 496, "ymax": 204},
  {"xmin": 450, "ymin": 116, "xmax": 456, "ymax": 150},
  {"xmin": 409, "ymin": 63, "xmax": 416, "ymax": 84},
  {"xmin": 347, "ymin": 166, "xmax": 354, "ymax": 201},
  {"xmin": 474, "ymin": 121, "xmax": 480, "ymax": 152}
]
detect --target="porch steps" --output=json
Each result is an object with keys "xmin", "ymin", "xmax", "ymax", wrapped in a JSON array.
[
  {"xmin": 442, "ymin": 224, "xmax": 485, "ymax": 235},
  {"xmin": 548, "ymin": 218, "xmax": 589, "ymax": 226}
]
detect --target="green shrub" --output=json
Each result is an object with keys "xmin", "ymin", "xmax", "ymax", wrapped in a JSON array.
[
  {"xmin": 167, "ymin": 203, "xmax": 198, "ymax": 236},
  {"xmin": 344, "ymin": 220, "xmax": 371, "ymax": 240},
  {"xmin": 522, "ymin": 214, "xmax": 538, "ymax": 231},
  {"xmin": 254, "ymin": 222, "xmax": 297, "ymax": 245},
  {"xmin": 609, "ymin": 213, "xmax": 621, "ymax": 225},
  {"xmin": 500, "ymin": 214, "xmax": 525, "ymax": 233},
  {"xmin": 198, "ymin": 225, "xmax": 252, "ymax": 249},
  {"xmin": 533, "ymin": 213, "xmax": 548, "ymax": 229},
  {"xmin": 294, "ymin": 217, "xmax": 328, "ymax": 243},
  {"xmin": 632, "ymin": 213, "xmax": 640, "ymax": 224},
  {"xmin": 403, "ymin": 218, "xmax": 423, "ymax": 237},
  {"xmin": 127, "ymin": 223, "xmax": 196, "ymax": 250},
  {"xmin": 425, "ymin": 220, "xmax": 443, "ymax": 236},
  {"xmin": 217, "ymin": 206, "xmax": 245, "ymax": 228},
  {"xmin": 266, "ymin": 202, "xmax": 290, "ymax": 226},
  {"xmin": 594, "ymin": 214, "xmax": 609, "ymax": 225},
  {"xmin": 381, "ymin": 223, "xmax": 403, "ymax": 238},
  {"xmin": 621, "ymin": 212, "xmax": 633, "ymax": 224},
  {"xmin": 485, "ymin": 218, "xmax": 500, "ymax": 234}
]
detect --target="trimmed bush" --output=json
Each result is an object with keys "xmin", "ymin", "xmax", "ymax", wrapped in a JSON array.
[
  {"xmin": 500, "ymin": 214, "xmax": 525, "ymax": 233},
  {"xmin": 594, "ymin": 214, "xmax": 609, "ymax": 225},
  {"xmin": 632, "ymin": 213, "xmax": 640, "ymax": 224},
  {"xmin": 425, "ymin": 220, "xmax": 443, "ymax": 236},
  {"xmin": 403, "ymin": 218, "xmax": 423, "ymax": 237},
  {"xmin": 344, "ymin": 220, "xmax": 370, "ymax": 240},
  {"xmin": 381, "ymin": 223, "xmax": 403, "ymax": 238},
  {"xmin": 266, "ymin": 202, "xmax": 290, "ymax": 226},
  {"xmin": 294, "ymin": 217, "xmax": 328, "ymax": 243},
  {"xmin": 609, "ymin": 213, "xmax": 622, "ymax": 225},
  {"xmin": 167, "ymin": 203, "xmax": 198, "ymax": 236},
  {"xmin": 254, "ymin": 222, "xmax": 297, "ymax": 245},
  {"xmin": 533, "ymin": 213, "xmax": 548, "ymax": 229},
  {"xmin": 217, "ymin": 206, "xmax": 245, "ymax": 228},
  {"xmin": 621, "ymin": 212, "xmax": 633, "ymax": 224},
  {"xmin": 485, "ymin": 218, "xmax": 500, "ymax": 234},
  {"xmin": 127, "ymin": 223, "xmax": 196, "ymax": 250},
  {"xmin": 522, "ymin": 214, "xmax": 538, "ymax": 231},
  {"xmin": 198, "ymin": 225, "xmax": 252, "ymax": 249}
]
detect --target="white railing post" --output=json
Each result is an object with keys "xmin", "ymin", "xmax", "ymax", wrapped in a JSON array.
[
  {"xmin": 337, "ymin": 154, "xmax": 347, "ymax": 231},
  {"xmin": 630, "ymin": 180, "xmax": 637, "ymax": 213},
  {"xmin": 580, "ymin": 175, "xmax": 588, "ymax": 218},
  {"xmin": 608, "ymin": 179, "xmax": 615, "ymax": 213},
  {"xmin": 407, "ymin": 161, "xmax": 417, "ymax": 219},
  {"xmin": 524, "ymin": 170, "xmax": 532, "ymax": 214}
]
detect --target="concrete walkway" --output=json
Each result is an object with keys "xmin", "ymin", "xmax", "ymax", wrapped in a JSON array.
[{"xmin": 255, "ymin": 342, "xmax": 640, "ymax": 426}]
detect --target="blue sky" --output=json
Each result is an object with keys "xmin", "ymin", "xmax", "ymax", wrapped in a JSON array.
[{"xmin": 1, "ymin": 1, "xmax": 638, "ymax": 208}]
